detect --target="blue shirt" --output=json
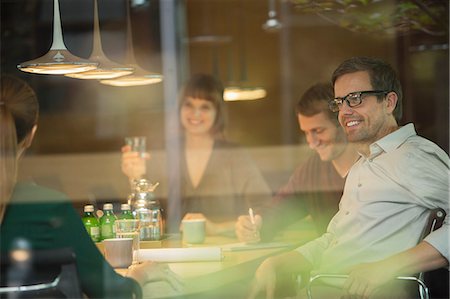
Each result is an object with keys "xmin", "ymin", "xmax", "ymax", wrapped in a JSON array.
[{"xmin": 296, "ymin": 123, "xmax": 449, "ymax": 273}]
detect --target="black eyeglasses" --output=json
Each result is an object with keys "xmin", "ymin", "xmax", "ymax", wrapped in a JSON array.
[{"xmin": 328, "ymin": 90, "xmax": 390, "ymax": 112}]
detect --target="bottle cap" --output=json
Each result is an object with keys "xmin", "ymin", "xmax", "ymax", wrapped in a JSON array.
[
  {"xmin": 121, "ymin": 203, "xmax": 131, "ymax": 211},
  {"xmin": 84, "ymin": 205, "xmax": 94, "ymax": 212},
  {"xmin": 103, "ymin": 203, "xmax": 113, "ymax": 210}
]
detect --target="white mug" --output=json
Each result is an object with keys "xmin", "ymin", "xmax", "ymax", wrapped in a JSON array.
[{"xmin": 182, "ymin": 219, "xmax": 206, "ymax": 244}]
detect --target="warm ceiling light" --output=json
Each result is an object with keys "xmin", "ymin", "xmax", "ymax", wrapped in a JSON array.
[
  {"xmin": 17, "ymin": 0, "xmax": 97, "ymax": 75},
  {"xmin": 224, "ymin": 0, "xmax": 266, "ymax": 101},
  {"xmin": 100, "ymin": 65, "xmax": 162, "ymax": 86},
  {"xmin": 65, "ymin": 58, "xmax": 133, "ymax": 79},
  {"xmin": 224, "ymin": 86, "xmax": 267, "ymax": 101},
  {"xmin": 65, "ymin": 0, "xmax": 133, "ymax": 80},
  {"xmin": 100, "ymin": 0, "xmax": 162, "ymax": 87},
  {"xmin": 262, "ymin": 0, "xmax": 282, "ymax": 32}
]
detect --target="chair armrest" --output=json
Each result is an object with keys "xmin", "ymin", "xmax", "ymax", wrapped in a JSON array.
[{"xmin": 306, "ymin": 274, "xmax": 430, "ymax": 299}]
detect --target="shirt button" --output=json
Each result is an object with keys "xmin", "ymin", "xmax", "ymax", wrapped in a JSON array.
[
  {"xmin": 345, "ymin": 211, "xmax": 350, "ymax": 215},
  {"xmin": 358, "ymin": 183, "xmax": 362, "ymax": 187}
]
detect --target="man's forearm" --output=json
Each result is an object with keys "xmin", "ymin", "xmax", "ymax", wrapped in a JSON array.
[
  {"xmin": 343, "ymin": 241, "xmax": 448, "ymax": 298},
  {"xmin": 389, "ymin": 241, "xmax": 448, "ymax": 275},
  {"xmin": 374, "ymin": 241, "xmax": 449, "ymax": 278},
  {"xmin": 272, "ymin": 250, "xmax": 313, "ymax": 274}
]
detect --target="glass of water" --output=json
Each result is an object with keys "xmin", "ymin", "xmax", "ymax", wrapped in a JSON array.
[
  {"xmin": 124, "ymin": 136, "xmax": 147, "ymax": 157},
  {"xmin": 115, "ymin": 219, "xmax": 140, "ymax": 263}
]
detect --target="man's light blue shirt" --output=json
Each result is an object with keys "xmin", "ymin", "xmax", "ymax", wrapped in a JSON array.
[{"xmin": 296, "ymin": 123, "xmax": 449, "ymax": 273}]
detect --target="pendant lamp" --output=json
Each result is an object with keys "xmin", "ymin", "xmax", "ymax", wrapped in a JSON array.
[
  {"xmin": 100, "ymin": 0, "xmax": 162, "ymax": 87},
  {"xmin": 262, "ymin": 0, "xmax": 282, "ymax": 32},
  {"xmin": 223, "ymin": 87, "xmax": 267, "ymax": 101},
  {"xmin": 224, "ymin": 0, "xmax": 266, "ymax": 101},
  {"xmin": 17, "ymin": 0, "xmax": 97, "ymax": 75},
  {"xmin": 65, "ymin": 0, "xmax": 133, "ymax": 79}
]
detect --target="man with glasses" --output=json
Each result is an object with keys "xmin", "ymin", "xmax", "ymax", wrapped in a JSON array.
[{"xmin": 248, "ymin": 57, "xmax": 448, "ymax": 299}]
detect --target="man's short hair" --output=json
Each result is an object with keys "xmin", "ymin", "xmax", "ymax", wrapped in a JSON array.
[
  {"xmin": 331, "ymin": 56, "xmax": 403, "ymax": 121},
  {"xmin": 296, "ymin": 82, "xmax": 338, "ymax": 125}
]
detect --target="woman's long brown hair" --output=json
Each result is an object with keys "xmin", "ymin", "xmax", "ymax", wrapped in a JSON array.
[{"xmin": 0, "ymin": 75, "xmax": 38, "ymax": 225}]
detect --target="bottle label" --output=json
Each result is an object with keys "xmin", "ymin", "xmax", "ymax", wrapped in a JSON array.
[
  {"xmin": 101, "ymin": 224, "xmax": 114, "ymax": 239},
  {"xmin": 90, "ymin": 226, "xmax": 100, "ymax": 241}
]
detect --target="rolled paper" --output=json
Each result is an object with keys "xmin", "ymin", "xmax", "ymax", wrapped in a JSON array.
[
  {"xmin": 221, "ymin": 241, "xmax": 291, "ymax": 252},
  {"xmin": 137, "ymin": 247, "xmax": 222, "ymax": 262}
]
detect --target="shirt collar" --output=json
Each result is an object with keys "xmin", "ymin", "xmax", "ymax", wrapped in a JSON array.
[{"xmin": 368, "ymin": 123, "xmax": 416, "ymax": 156}]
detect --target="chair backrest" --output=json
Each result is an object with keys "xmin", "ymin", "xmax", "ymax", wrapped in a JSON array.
[
  {"xmin": 0, "ymin": 247, "xmax": 83, "ymax": 298},
  {"xmin": 420, "ymin": 208, "xmax": 447, "ymax": 299},
  {"xmin": 419, "ymin": 207, "xmax": 446, "ymax": 241}
]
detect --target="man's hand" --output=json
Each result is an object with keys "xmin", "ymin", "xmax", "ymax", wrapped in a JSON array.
[
  {"xmin": 235, "ymin": 214, "xmax": 262, "ymax": 243},
  {"xmin": 248, "ymin": 257, "xmax": 277, "ymax": 299},
  {"xmin": 342, "ymin": 241, "xmax": 449, "ymax": 299},
  {"xmin": 247, "ymin": 251, "xmax": 309, "ymax": 299},
  {"xmin": 342, "ymin": 260, "xmax": 395, "ymax": 299}
]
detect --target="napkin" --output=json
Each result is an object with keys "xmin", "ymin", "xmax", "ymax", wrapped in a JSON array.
[{"xmin": 137, "ymin": 247, "xmax": 222, "ymax": 262}]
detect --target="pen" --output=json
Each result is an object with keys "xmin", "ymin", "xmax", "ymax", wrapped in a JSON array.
[{"xmin": 248, "ymin": 208, "xmax": 255, "ymax": 225}]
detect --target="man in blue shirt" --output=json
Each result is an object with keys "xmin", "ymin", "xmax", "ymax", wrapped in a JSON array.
[{"xmin": 249, "ymin": 57, "xmax": 449, "ymax": 299}]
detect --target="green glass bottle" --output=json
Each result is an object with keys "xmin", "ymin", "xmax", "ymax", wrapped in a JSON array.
[
  {"xmin": 100, "ymin": 203, "xmax": 117, "ymax": 240},
  {"xmin": 82, "ymin": 205, "xmax": 101, "ymax": 242},
  {"xmin": 119, "ymin": 203, "xmax": 135, "ymax": 220}
]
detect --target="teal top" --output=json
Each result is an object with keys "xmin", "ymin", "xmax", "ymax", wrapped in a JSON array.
[{"xmin": 1, "ymin": 182, "xmax": 141, "ymax": 298}]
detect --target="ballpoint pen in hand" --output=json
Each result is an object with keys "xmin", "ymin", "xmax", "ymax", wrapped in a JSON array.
[
  {"xmin": 248, "ymin": 208, "xmax": 255, "ymax": 225},
  {"xmin": 247, "ymin": 208, "xmax": 260, "ymax": 243}
]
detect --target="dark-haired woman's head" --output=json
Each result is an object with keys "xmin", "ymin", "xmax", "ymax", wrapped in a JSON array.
[{"xmin": 179, "ymin": 74, "xmax": 226, "ymax": 138}]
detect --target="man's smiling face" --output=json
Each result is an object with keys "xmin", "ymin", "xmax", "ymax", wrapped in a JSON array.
[{"xmin": 335, "ymin": 71, "xmax": 392, "ymax": 145}]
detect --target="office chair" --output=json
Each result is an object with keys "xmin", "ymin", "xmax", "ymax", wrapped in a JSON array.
[
  {"xmin": 0, "ymin": 247, "xmax": 83, "ymax": 298},
  {"xmin": 306, "ymin": 207, "xmax": 447, "ymax": 299}
]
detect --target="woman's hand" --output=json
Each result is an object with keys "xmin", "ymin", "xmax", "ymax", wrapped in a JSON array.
[
  {"xmin": 127, "ymin": 261, "xmax": 184, "ymax": 291},
  {"xmin": 121, "ymin": 145, "xmax": 150, "ymax": 181},
  {"xmin": 182, "ymin": 213, "xmax": 206, "ymax": 221},
  {"xmin": 181, "ymin": 213, "xmax": 218, "ymax": 235}
]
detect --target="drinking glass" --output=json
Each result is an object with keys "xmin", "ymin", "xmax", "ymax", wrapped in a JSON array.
[
  {"xmin": 124, "ymin": 136, "xmax": 147, "ymax": 157},
  {"xmin": 115, "ymin": 219, "xmax": 140, "ymax": 264},
  {"xmin": 124, "ymin": 136, "xmax": 147, "ymax": 180}
]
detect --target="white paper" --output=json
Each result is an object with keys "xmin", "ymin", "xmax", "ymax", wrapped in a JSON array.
[
  {"xmin": 137, "ymin": 247, "xmax": 222, "ymax": 262},
  {"xmin": 220, "ymin": 242, "xmax": 291, "ymax": 252}
]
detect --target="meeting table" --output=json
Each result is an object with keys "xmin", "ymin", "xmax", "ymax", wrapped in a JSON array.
[{"xmin": 98, "ymin": 220, "xmax": 317, "ymax": 298}]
